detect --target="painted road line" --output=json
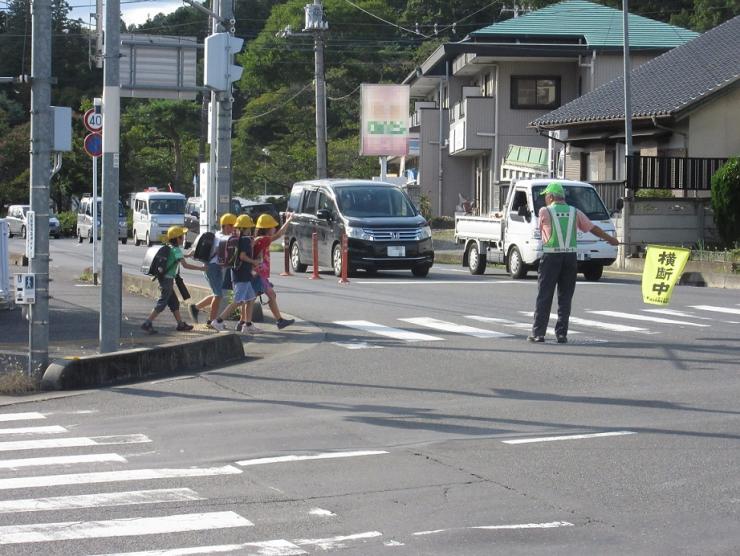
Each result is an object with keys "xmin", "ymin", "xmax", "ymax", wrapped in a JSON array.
[
  {"xmin": 309, "ymin": 508, "xmax": 337, "ymax": 517},
  {"xmin": 588, "ymin": 310, "xmax": 710, "ymax": 327},
  {"xmin": 643, "ymin": 308, "xmax": 713, "ymax": 320},
  {"xmin": 413, "ymin": 521, "xmax": 574, "ymax": 536},
  {"xmin": 294, "ymin": 531, "xmax": 383, "ymax": 550},
  {"xmin": 93, "ymin": 540, "xmax": 307, "ymax": 555},
  {"xmin": 0, "ymin": 511, "xmax": 253, "ymax": 545},
  {"xmin": 335, "ymin": 320, "xmax": 442, "ymax": 342},
  {"xmin": 0, "ymin": 465, "xmax": 242, "ymax": 491},
  {"xmin": 0, "ymin": 453, "xmax": 126, "ymax": 469},
  {"xmin": 0, "ymin": 412, "xmax": 45, "ymax": 422},
  {"xmin": 0, "ymin": 488, "xmax": 204, "ymax": 514},
  {"xmin": 521, "ymin": 312, "xmax": 652, "ymax": 333},
  {"xmin": 400, "ymin": 317, "xmax": 513, "ymax": 339},
  {"xmin": 465, "ymin": 316, "xmax": 581, "ymax": 336},
  {"xmin": 690, "ymin": 305, "xmax": 740, "ymax": 316},
  {"xmin": 0, "ymin": 425, "xmax": 67, "ymax": 436},
  {"xmin": 237, "ymin": 450, "xmax": 388, "ymax": 467},
  {"xmin": 331, "ymin": 341, "xmax": 383, "ymax": 350},
  {"xmin": 502, "ymin": 431, "xmax": 636, "ymax": 445},
  {"xmin": 0, "ymin": 433, "xmax": 151, "ymax": 452}
]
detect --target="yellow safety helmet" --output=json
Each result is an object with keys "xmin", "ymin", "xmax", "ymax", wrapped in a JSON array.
[
  {"xmin": 166, "ymin": 225, "xmax": 188, "ymax": 241},
  {"xmin": 219, "ymin": 213, "xmax": 237, "ymax": 227},
  {"xmin": 255, "ymin": 213, "xmax": 279, "ymax": 229},
  {"xmin": 235, "ymin": 214, "xmax": 254, "ymax": 229}
]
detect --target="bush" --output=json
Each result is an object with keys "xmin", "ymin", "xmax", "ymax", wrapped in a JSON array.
[
  {"xmin": 419, "ymin": 194, "xmax": 432, "ymax": 221},
  {"xmin": 57, "ymin": 211, "xmax": 77, "ymax": 236},
  {"xmin": 710, "ymin": 157, "xmax": 740, "ymax": 246},
  {"xmin": 635, "ymin": 188, "xmax": 674, "ymax": 199},
  {"xmin": 429, "ymin": 216, "xmax": 455, "ymax": 229}
]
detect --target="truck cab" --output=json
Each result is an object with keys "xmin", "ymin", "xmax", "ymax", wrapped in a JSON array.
[{"xmin": 455, "ymin": 179, "xmax": 618, "ymax": 281}]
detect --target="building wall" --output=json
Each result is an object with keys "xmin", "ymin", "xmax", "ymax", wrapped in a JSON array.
[
  {"xmin": 688, "ymin": 83, "xmax": 740, "ymax": 158},
  {"xmin": 592, "ymin": 52, "xmax": 655, "ymax": 90}
]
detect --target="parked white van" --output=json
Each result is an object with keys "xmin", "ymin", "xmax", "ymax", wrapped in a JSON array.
[
  {"xmin": 76, "ymin": 195, "xmax": 128, "ymax": 244},
  {"xmin": 132, "ymin": 190, "xmax": 186, "ymax": 247}
]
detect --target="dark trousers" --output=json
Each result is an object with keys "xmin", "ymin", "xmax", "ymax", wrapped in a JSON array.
[
  {"xmin": 154, "ymin": 277, "xmax": 179, "ymax": 314},
  {"xmin": 532, "ymin": 252, "xmax": 578, "ymax": 338}
]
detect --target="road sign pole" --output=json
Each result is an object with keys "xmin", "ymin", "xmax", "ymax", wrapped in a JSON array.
[
  {"xmin": 92, "ymin": 155, "xmax": 98, "ymax": 284},
  {"xmin": 101, "ymin": 0, "xmax": 121, "ymax": 353},
  {"xmin": 28, "ymin": 0, "xmax": 52, "ymax": 375}
]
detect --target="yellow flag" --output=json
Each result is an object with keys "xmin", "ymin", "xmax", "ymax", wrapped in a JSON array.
[{"xmin": 641, "ymin": 245, "xmax": 690, "ymax": 305}]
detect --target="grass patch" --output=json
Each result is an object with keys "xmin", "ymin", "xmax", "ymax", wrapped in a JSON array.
[{"xmin": 0, "ymin": 371, "xmax": 38, "ymax": 395}]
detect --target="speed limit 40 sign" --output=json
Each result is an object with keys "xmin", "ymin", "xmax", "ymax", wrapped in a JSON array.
[{"xmin": 83, "ymin": 109, "xmax": 103, "ymax": 133}]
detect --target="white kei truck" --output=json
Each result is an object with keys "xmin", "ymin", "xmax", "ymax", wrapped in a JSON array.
[{"xmin": 455, "ymin": 179, "xmax": 619, "ymax": 281}]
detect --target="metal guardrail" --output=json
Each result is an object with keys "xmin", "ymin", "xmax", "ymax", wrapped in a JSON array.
[{"xmin": 627, "ymin": 155, "xmax": 728, "ymax": 190}]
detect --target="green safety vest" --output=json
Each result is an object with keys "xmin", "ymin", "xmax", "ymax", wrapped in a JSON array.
[{"xmin": 543, "ymin": 203, "xmax": 577, "ymax": 253}]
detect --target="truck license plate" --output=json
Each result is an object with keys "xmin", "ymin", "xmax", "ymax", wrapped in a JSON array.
[{"xmin": 387, "ymin": 246, "xmax": 405, "ymax": 257}]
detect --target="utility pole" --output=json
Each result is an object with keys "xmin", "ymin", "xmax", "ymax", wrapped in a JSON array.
[
  {"xmin": 621, "ymin": 0, "xmax": 634, "ymax": 264},
  {"xmin": 28, "ymin": 0, "xmax": 52, "ymax": 374},
  {"xmin": 305, "ymin": 0, "xmax": 328, "ymax": 178},
  {"xmin": 100, "ymin": 0, "xmax": 122, "ymax": 353}
]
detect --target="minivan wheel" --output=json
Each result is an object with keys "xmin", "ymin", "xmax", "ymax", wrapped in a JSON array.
[
  {"xmin": 290, "ymin": 241, "xmax": 308, "ymax": 273},
  {"xmin": 582, "ymin": 263, "xmax": 603, "ymax": 282},
  {"xmin": 20, "ymin": 225, "xmax": 26, "ymax": 239},
  {"xmin": 508, "ymin": 246, "xmax": 528, "ymax": 279},
  {"xmin": 411, "ymin": 265, "xmax": 430, "ymax": 278},
  {"xmin": 121, "ymin": 237, "xmax": 128, "ymax": 245},
  {"xmin": 332, "ymin": 243, "xmax": 343, "ymax": 277}
]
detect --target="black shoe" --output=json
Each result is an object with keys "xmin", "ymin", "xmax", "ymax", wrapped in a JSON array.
[
  {"xmin": 189, "ymin": 305, "xmax": 199, "ymax": 322},
  {"xmin": 556, "ymin": 335, "xmax": 568, "ymax": 344},
  {"xmin": 176, "ymin": 322, "xmax": 194, "ymax": 332},
  {"xmin": 277, "ymin": 318, "xmax": 294, "ymax": 330},
  {"xmin": 141, "ymin": 321, "xmax": 157, "ymax": 335},
  {"xmin": 527, "ymin": 335, "xmax": 545, "ymax": 343}
]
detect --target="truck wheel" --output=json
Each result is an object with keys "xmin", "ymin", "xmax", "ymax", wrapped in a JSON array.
[
  {"xmin": 582, "ymin": 263, "xmax": 603, "ymax": 281},
  {"xmin": 121, "ymin": 237, "xmax": 127, "ymax": 245},
  {"xmin": 88, "ymin": 230, "xmax": 93, "ymax": 244},
  {"xmin": 411, "ymin": 265, "xmax": 430, "ymax": 278},
  {"xmin": 20, "ymin": 225, "xmax": 26, "ymax": 239},
  {"xmin": 146, "ymin": 233, "xmax": 153, "ymax": 247},
  {"xmin": 508, "ymin": 246, "xmax": 528, "ymax": 279},
  {"xmin": 134, "ymin": 231, "xmax": 141, "ymax": 247},
  {"xmin": 290, "ymin": 241, "xmax": 307, "ymax": 273},
  {"xmin": 77, "ymin": 230, "xmax": 83, "ymax": 243},
  {"xmin": 467, "ymin": 243, "xmax": 487, "ymax": 275}
]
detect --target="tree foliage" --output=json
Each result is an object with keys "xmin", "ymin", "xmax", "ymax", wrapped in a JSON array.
[{"xmin": 711, "ymin": 157, "xmax": 740, "ymax": 247}]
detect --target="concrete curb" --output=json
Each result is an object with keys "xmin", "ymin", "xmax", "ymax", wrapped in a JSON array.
[{"xmin": 40, "ymin": 332, "xmax": 245, "ymax": 391}]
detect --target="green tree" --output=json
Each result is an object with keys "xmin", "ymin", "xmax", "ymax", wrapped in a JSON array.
[{"xmin": 710, "ymin": 157, "xmax": 740, "ymax": 247}]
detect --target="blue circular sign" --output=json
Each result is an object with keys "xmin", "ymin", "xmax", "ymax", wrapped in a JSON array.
[{"xmin": 84, "ymin": 132, "xmax": 102, "ymax": 158}]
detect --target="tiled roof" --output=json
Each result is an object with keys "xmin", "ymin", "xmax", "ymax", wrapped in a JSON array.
[
  {"xmin": 530, "ymin": 15, "xmax": 740, "ymax": 127},
  {"xmin": 471, "ymin": 0, "xmax": 697, "ymax": 49},
  {"xmin": 503, "ymin": 145, "xmax": 548, "ymax": 170}
]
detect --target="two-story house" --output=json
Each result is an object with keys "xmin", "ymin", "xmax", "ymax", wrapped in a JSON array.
[{"xmin": 400, "ymin": 0, "xmax": 697, "ymax": 216}]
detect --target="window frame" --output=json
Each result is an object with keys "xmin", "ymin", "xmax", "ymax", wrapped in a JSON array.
[{"xmin": 510, "ymin": 75, "xmax": 561, "ymax": 110}]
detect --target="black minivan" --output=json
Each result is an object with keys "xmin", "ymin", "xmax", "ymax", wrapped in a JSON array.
[{"xmin": 286, "ymin": 179, "xmax": 434, "ymax": 277}]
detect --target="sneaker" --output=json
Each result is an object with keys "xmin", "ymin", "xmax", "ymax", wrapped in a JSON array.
[
  {"xmin": 189, "ymin": 305, "xmax": 199, "ymax": 322},
  {"xmin": 141, "ymin": 321, "xmax": 157, "ymax": 335},
  {"xmin": 211, "ymin": 320, "xmax": 226, "ymax": 331},
  {"xmin": 245, "ymin": 323, "xmax": 263, "ymax": 334},
  {"xmin": 176, "ymin": 322, "xmax": 194, "ymax": 332},
  {"xmin": 276, "ymin": 318, "xmax": 294, "ymax": 330},
  {"xmin": 556, "ymin": 335, "xmax": 568, "ymax": 344},
  {"xmin": 527, "ymin": 335, "xmax": 545, "ymax": 343},
  {"xmin": 235, "ymin": 321, "xmax": 245, "ymax": 332}
]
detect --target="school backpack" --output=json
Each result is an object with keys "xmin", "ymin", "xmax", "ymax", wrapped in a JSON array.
[
  {"xmin": 192, "ymin": 231, "xmax": 216, "ymax": 263},
  {"xmin": 141, "ymin": 245, "xmax": 172, "ymax": 278},
  {"xmin": 216, "ymin": 234, "xmax": 240, "ymax": 267}
]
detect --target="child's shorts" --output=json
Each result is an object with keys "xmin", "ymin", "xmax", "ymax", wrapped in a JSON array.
[{"xmin": 233, "ymin": 281, "xmax": 257, "ymax": 303}]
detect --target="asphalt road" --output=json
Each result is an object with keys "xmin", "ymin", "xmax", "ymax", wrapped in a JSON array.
[{"xmin": 2, "ymin": 238, "xmax": 739, "ymax": 555}]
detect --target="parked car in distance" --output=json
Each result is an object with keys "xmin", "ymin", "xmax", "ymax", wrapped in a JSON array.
[
  {"xmin": 184, "ymin": 197, "xmax": 202, "ymax": 248},
  {"xmin": 232, "ymin": 198, "xmax": 280, "ymax": 223},
  {"xmin": 132, "ymin": 190, "xmax": 186, "ymax": 246},
  {"xmin": 6, "ymin": 204, "xmax": 61, "ymax": 239},
  {"xmin": 285, "ymin": 179, "xmax": 434, "ymax": 277},
  {"xmin": 76, "ymin": 195, "xmax": 128, "ymax": 244}
]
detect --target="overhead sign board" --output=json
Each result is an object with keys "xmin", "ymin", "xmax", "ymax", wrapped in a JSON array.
[
  {"xmin": 83, "ymin": 109, "xmax": 103, "ymax": 132},
  {"xmin": 360, "ymin": 84, "xmax": 410, "ymax": 157}
]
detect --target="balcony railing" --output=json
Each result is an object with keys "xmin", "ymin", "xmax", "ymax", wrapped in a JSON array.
[
  {"xmin": 448, "ymin": 97, "xmax": 495, "ymax": 156},
  {"xmin": 627, "ymin": 155, "xmax": 728, "ymax": 190}
]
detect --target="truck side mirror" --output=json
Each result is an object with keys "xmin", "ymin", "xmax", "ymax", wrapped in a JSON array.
[{"xmin": 517, "ymin": 205, "xmax": 530, "ymax": 219}]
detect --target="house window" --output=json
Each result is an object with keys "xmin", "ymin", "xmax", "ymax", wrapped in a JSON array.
[{"xmin": 510, "ymin": 76, "xmax": 561, "ymax": 109}]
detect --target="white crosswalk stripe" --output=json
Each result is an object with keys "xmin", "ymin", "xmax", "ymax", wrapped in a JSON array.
[
  {"xmin": 0, "ymin": 425, "xmax": 67, "ymax": 436},
  {"xmin": 520, "ymin": 312, "xmax": 652, "ymax": 333},
  {"xmin": 334, "ymin": 320, "xmax": 442, "ymax": 342},
  {"xmin": 0, "ymin": 412, "xmax": 46, "ymax": 422},
  {"xmin": 399, "ymin": 317, "xmax": 513, "ymax": 339},
  {"xmin": 0, "ymin": 433, "xmax": 151, "ymax": 452},
  {"xmin": 587, "ymin": 310, "xmax": 710, "ymax": 327},
  {"xmin": 690, "ymin": 305, "xmax": 740, "ymax": 316},
  {"xmin": 0, "ymin": 511, "xmax": 253, "ymax": 544},
  {"xmin": 0, "ymin": 452, "xmax": 126, "ymax": 469},
  {"xmin": 93, "ymin": 540, "xmax": 308, "ymax": 556},
  {"xmin": 0, "ymin": 488, "xmax": 204, "ymax": 514},
  {"xmin": 465, "ymin": 315, "xmax": 581, "ymax": 336},
  {"xmin": 643, "ymin": 308, "xmax": 713, "ymax": 320}
]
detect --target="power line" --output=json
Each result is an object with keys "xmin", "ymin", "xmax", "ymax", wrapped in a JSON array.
[{"xmin": 242, "ymin": 83, "xmax": 313, "ymax": 121}]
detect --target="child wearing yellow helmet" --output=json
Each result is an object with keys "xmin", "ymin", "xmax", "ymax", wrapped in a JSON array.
[
  {"xmin": 252, "ymin": 212, "xmax": 295, "ymax": 330},
  {"xmin": 141, "ymin": 226, "xmax": 205, "ymax": 334}
]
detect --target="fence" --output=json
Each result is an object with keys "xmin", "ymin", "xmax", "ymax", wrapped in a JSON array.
[{"xmin": 627, "ymin": 155, "xmax": 728, "ymax": 190}]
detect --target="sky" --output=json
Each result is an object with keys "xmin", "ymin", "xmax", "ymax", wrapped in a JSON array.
[{"xmin": 68, "ymin": 0, "xmax": 184, "ymax": 28}]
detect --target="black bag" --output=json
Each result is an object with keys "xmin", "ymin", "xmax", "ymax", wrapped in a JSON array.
[
  {"xmin": 175, "ymin": 274, "xmax": 190, "ymax": 300},
  {"xmin": 192, "ymin": 231, "xmax": 215, "ymax": 263},
  {"xmin": 141, "ymin": 245, "xmax": 171, "ymax": 277}
]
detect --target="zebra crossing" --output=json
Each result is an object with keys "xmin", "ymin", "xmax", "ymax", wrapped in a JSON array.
[
  {"xmin": 0, "ymin": 411, "xmax": 383, "ymax": 554},
  {"xmin": 332, "ymin": 304, "xmax": 733, "ymax": 348}
]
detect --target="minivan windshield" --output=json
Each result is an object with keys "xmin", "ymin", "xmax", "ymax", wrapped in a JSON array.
[
  {"xmin": 532, "ymin": 185, "xmax": 610, "ymax": 221},
  {"xmin": 149, "ymin": 198, "xmax": 185, "ymax": 215},
  {"xmin": 335, "ymin": 186, "xmax": 417, "ymax": 218}
]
